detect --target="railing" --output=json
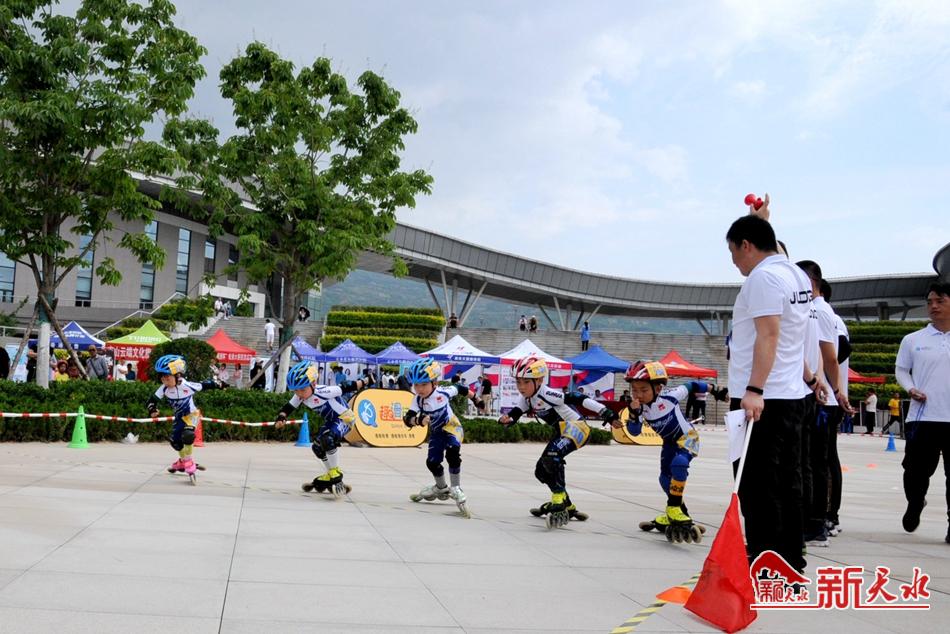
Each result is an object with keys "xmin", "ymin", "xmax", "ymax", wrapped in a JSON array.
[{"xmin": 92, "ymin": 292, "xmax": 185, "ymax": 337}]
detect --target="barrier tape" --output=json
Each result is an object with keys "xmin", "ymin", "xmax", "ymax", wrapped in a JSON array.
[
  {"xmin": 609, "ymin": 573, "xmax": 701, "ymax": 633},
  {"xmin": 0, "ymin": 411, "xmax": 302, "ymax": 427}
]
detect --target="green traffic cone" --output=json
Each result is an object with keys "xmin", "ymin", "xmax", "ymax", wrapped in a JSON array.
[{"xmin": 68, "ymin": 405, "xmax": 89, "ymax": 449}]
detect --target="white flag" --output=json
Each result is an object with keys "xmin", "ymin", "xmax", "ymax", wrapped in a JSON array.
[{"xmin": 725, "ymin": 409, "xmax": 748, "ymax": 463}]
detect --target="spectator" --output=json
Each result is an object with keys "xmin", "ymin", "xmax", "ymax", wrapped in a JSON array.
[
  {"xmin": 223, "ymin": 300, "xmax": 232, "ymax": 320},
  {"xmin": 250, "ymin": 360, "xmax": 266, "ymax": 390},
  {"xmin": 896, "ymin": 281, "xmax": 950, "ymax": 541},
  {"xmin": 85, "ymin": 345, "xmax": 109, "ymax": 380},
  {"xmin": 297, "ymin": 305, "xmax": 310, "ymax": 322},
  {"xmin": 218, "ymin": 363, "xmax": 231, "ymax": 387},
  {"xmin": 387, "ymin": 374, "xmax": 395, "ymax": 389},
  {"xmin": 726, "ymin": 214, "xmax": 810, "ymax": 572},
  {"xmin": 234, "ymin": 364, "xmax": 244, "ymax": 389},
  {"xmin": 480, "ymin": 374, "xmax": 493, "ymax": 415},
  {"xmin": 528, "ymin": 315, "xmax": 538, "ymax": 332},
  {"xmin": 0, "ymin": 345, "xmax": 10, "ymax": 380},
  {"xmin": 619, "ymin": 389, "xmax": 632, "ymax": 404},
  {"xmin": 518, "ymin": 314, "xmax": 527, "ymax": 331},
  {"xmin": 450, "ymin": 371, "xmax": 462, "ymax": 385},
  {"xmin": 66, "ymin": 359, "xmax": 81, "ymax": 380},
  {"xmin": 114, "ymin": 362, "xmax": 128, "ymax": 381},
  {"xmin": 333, "ymin": 365, "xmax": 346, "ymax": 386},
  {"xmin": 126, "ymin": 362, "xmax": 136, "ymax": 382},
  {"xmin": 882, "ymin": 392, "xmax": 904, "ymax": 438},
  {"xmin": 214, "ymin": 297, "xmax": 223, "ymax": 318},
  {"xmin": 593, "ymin": 389, "xmax": 604, "ymax": 401},
  {"xmin": 448, "ymin": 312, "xmax": 458, "ymax": 329},
  {"xmin": 863, "ymin": 389, "xmax": 878, "ymax": 434},
  {"xmin": 396, "ymin": 371, "xmax": 411, "ymax": 392},
  {"xmin": 264, "ymin": 319, "xmax": 276, "ymax": 351},
  {"xmin": 580, "ymin": 321, "xmax": 590, "ymax": 351},
  {"xmin": 53, "ymin": 360, "xmax": 69, "ymax": 382}
]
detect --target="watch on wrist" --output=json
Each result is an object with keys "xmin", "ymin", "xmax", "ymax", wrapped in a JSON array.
[{"xmin": 746, "ymin": 385, "xmax": 764, "ymax": 396}]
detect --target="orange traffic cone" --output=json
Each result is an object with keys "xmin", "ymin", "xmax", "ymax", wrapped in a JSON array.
[{"xmin": 193, "ymin": 416, "xmax": 204, "ymax": 447}]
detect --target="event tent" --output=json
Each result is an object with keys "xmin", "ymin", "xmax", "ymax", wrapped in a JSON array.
[
  {"xmin": 497, "ymin": 339, "xmax": 572, "ymax": 410},
  {"xmin": 206, "ymin": 329, "xmax": 257, "ymax": 364},
  {"xmin": 105, "ymin": 320, "xmax": 171, "ymax": 360},
  {"xmin": 659, "ymin": 349, "xmax": 718, "ymax": 379},
  {"xmin": 291, "ymin": 336, "xmax": 325, "ymax": 362},
  {"xmin": 49, "ymin": 321, "xmax": 105, "ymax": 350},
  {"xmin": 566, "ymin": 345, "xmax": 630, "ymax": 400},
  {"xmin": 848, "ymin": 367, "xmax": 886, "ymax": 384},
  {"xmin": 375, "ymin": 341, "xmax": 420, "ymax": 364},
  {"xmin": 421, "ymin": 334, "xmax": 500, "ymax": 389},
  {"xmin": 324, "ymin": 339, "xmax": 376, "ymax": 364}
]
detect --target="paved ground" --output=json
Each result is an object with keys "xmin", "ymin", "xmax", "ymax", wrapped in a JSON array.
[{"xmin": 0, "ymin": 430, "xmax": 947, "ymax": 633}]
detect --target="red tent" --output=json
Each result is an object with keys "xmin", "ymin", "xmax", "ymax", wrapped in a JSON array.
[
  {"xmin": 206, "ymin": 329, "xmax": 256, "ymax": 364},
  {"xmin": 659, "ymin": 350, "xmax": 718, "ymax": 379},
  {"xmin": 848, "ymin": 367, "xmax": 885, "ymax": 384}
]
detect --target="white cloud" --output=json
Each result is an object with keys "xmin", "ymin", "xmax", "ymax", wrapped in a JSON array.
[
  {"xmin": 634, "ymin": 145, "xmax": 689, "ymax": 184},
  {"xmin": 731, "ymin": 80, "xmax": 767, "ymax": 100}
]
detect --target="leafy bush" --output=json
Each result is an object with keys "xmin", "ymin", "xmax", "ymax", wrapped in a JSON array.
[
  {"xmin": 323, "ymin": 325, "xmax": 439, "ymax": 339},
  {"xmin": 327, "ymin": 311, "xmax": 445, "ymax": 330},
  {"xmin": 235, "ymin": 301, "xmax": 254, "ymax": 317},
  {"xmin": 152, "ymin": 296, "xmax": 215, "ymax": 332},
  {"xmin": 331, "ymin": 305, "xmax": 442, "ymax": 316},
  {"xmin": 147, "ymin": 339, "xmax": 218, "ymax": 382}
]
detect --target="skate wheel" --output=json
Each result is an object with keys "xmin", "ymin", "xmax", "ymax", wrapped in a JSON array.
[
  {"xmin": 697, "ymin": 524, "xmax": 707, "ymax": 534},
  {"xmin": 664, "ymin": 526, "xmax": 675, "ymax": 542},
  {"xmin": 545, "ymin": 514, "xmax": 556, "ymax": 530},
  {"xmin": 529, "ymin": 508, "xmax": 545, "ymax": 517},
  {"xmin": 409, "ymin": 494, "xmax": 421, "ymax": 502},
  {"xmin": 188, "ymin": 474, "xmax": 197, "ymax": 486},
  {"xmin": 639, "ymin": 521, "xmax": 656, "ymax": 532},
  {"xmin": 196, "ymin": 464, "xmax": 207, "ymax": 471},
  {"xmin": 332, "ymin": 483, "xmax": 348, "ymax": 498},
  {"xmin": 689, "ymin": 526, "xmax": 703, "ymax": 544},
  {"xmin": 458, "ymin": 502, "xmax": 471, "ymax": 519},
  {"xmin": 571, "ymin": 512, "xmax": 588, "ymax": 521},
  {"xmin": 302, "ymin": 483, "xmax": 314, "ymax": 492}
]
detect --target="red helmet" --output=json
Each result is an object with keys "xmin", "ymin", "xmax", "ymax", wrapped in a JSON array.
[
  {"xmin": 624, "ymin": 360, "xmax": 668, "ymax": 384},
  {"xmin": 512, "ymin": 355, "xmax": 548, "ymax": 380}
]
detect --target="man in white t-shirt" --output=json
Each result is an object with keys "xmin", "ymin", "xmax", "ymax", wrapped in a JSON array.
[
  {"xmin": 796, "ymin": 260, "xmax": 844, "ymax": 547},
  {"xmin": 726, "ymin": 214, "xmax": 811, "ymax": 572},
  {"xmin": 822, "ymin": 280, "xmax": 853, "ymax": 535},
  {"xmin": 863, "ymin": 390, "xmax": 878, "ymax": 434},
  {"xmin": 896, "ymin": 282, "xmax": 950, "ymax": 542},
  {"xmin": 264, "ymin": 319, "xmax": 276, "ymax": 351}
]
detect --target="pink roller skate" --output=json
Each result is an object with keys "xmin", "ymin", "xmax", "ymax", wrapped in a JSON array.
[
  {"xmin": 181, "ymin": 457, "xmax": 198, "ymax": 485},
  {"xmin": 167, "ymin": 458, "xmax": 185, "ymax": 474}
]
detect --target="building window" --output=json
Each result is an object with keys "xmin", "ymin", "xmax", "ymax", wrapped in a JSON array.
[
  {"xmin": 74, "ymin": 234, "xmax": 94, "ymax": 307},
  {"xmin": 139, "ymin": 220, "xmax": 157, "ymax": 310},
  {"xmin": 204, "ymin": 237, "xmax": 216, "ymax": 274},
  {"xmin": 0, "ymin": 250, "xmax": 14, "ymax": 303},
  {"xmin": 228, "ymin": 243, "xmax": 239, "ymax": 282},
  {"xmin": 176, "ymin": 227, "xmax": 191, "ymax": 294}
]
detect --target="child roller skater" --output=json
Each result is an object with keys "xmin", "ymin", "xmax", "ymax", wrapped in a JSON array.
[
  {"xmin": 146, "ymin": 355, "xmax": 216, "ymax": 485},
  {"xmin": 275, "ymin": 361, "xmax": 372, "ymax": 497},
  {"xmin": 499, "ymin": 355, "xmax": 619, "ymax": 529},
  {"xmin": 402, "ymin": 357, "xmax": 482, "ymax": 518},
  {"xmin": 618, "ymin": 361, "xmax": 704, "ymax": 543}
]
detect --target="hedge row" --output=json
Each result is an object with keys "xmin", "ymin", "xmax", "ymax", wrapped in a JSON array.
[
  {"xmin": 849, "ymin": 333, "xmax": 913, "ymax": 345},
  {"xmin": 848, "ymin": 384, "xmax": 905, "ymax": 401},
  {"xmin": 330, "ymin": 305, "xmax": 443, "ymax": 316},
  {"xmin": 849, "ymin": 342, "xmax": 901, "ymax": 354},
  {"xmin": 0, "ymin": 381, "xmax": 611, "ymax": 445},
  {"xmin": 327, "ymin": 311, "xmax": 445, "ymax": 330},
  {"xmin": 845, "ymin": 320, "xmax": 927, "ymax": 332},
  {"xmin": 320, "ymin": 334, "xmax": 439, "ymax": 354},
  {"xmin": 323, "ymin": 325, "xmax": 439, "ymax": 340}
]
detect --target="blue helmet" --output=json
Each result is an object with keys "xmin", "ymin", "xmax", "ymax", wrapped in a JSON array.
[
  {"xmin": 405, "ymin": 358, "xmax": 441, "ymax": 385},
  {"xmin": 154, "ymin": 354, "xmax": 186, "ymax": 376},
  {"xmin": 287, "ymin": 361, "xmax": 319, "ymax": 390}
]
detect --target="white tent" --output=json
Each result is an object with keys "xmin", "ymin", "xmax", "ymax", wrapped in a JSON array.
[
  {"xmin": 497, "ymin": 339, "xmax": 573, "ymax": 411},
  {"xmin": 421, "ymin": 335, "xmax": 501, "ymax": 401}
]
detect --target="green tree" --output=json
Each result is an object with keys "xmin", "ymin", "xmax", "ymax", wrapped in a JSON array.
[
  {"xmin": 0, "ymin": 0, "xmax": 205, "ymax": 384},
  {"xmin": 166, "ymin": 43, "xmax": 432, "ymax": 390}
]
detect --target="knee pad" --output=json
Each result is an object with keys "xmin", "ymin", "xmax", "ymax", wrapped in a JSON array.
[
  {"xmin": 181, "ymin": 427, "xmax": 196, "ymax": 447},
  {"xmin": 671, "ymin": 453, "xmax": 691, "ymax": 483},
  {"xmin": 534, "ymin": 452, "xmax": 559, "ymax": 484},
  {"xmin": 318, "ymin": 428, "xmax": 341, "ymax": 455},
  {"xmin": 426, "ymin": 460, "xmax": 444, "ymax": 477},
  {"xmin": 168, "ymin": 434, "xmax": 184, "ymax": 452},
  {"xmin": 445, "ymin": 446, "xmax": 461, "ymax": 470},
  {"xmin": 311, "ymin": 442, "xmax": 327, "ymax": 461}
]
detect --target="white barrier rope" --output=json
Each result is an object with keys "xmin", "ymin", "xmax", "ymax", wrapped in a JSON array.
[{"xmin": 0, "ymin": 411, "xmax": 302, "ymax": 427}]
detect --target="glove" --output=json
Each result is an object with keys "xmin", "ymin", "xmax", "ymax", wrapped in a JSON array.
[
  {"xmin": 148, "ymin": 407, "xmax": 159, "ymax": 418},
  {"xmin": 599, "ymin": 407, "xmax": 619, "ymax": 426},
  {"xmin": 403, "ymin": 411, "xmax": 418, "ymax": 427},
  {"xmin": 275, "ymin": 411, "xmax": 288, "ymax": 428}
]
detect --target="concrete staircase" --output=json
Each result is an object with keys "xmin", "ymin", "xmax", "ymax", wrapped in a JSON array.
[
  {"xmin": 454, "ymin": 327, "xmax": 729, "ymax": 391},
  {"xmin": 195, "ymin": 316, "xmax": 324, "ymax": 355}
]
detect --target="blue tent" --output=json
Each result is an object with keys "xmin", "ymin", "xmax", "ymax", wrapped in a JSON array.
[
  {"xmin": 375, "ymin": 341, "xmax": 420, "ymax": 364},
  {"xmin": 565, "ymin": 345, "xmax": 630, "ymax": 373},
  {"xmin": 291, "ymin": 336, "xmax": 324, "ymax": 362},
  {"xmin": 324, "ymin": 338, "xmax": 376, "ymax": 364},
  {"xmin": 50, "ymin": 321, "xmax": 105, "ymax": 350}
]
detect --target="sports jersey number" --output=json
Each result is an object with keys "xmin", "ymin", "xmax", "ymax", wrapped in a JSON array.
[{"xmin": 558, "ymin": 420, "xmax": 590, "ymax": 448}]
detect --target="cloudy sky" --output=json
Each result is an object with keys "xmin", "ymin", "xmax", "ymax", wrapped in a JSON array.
[{"xmin": 156, "ymin": 1, "xmax": 950, "ymax": 282}]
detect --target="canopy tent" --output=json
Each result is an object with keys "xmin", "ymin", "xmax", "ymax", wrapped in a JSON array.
[
  {"xmin": 566, "ymin": 345, "xmax": 630, "ymax": 373},
  {"xmin": 206, "ymin": 329, "xmax": 257, "ymax": 364},
  {"xmin": 323, "ymin": 339, "xmax": 376, "ymax": 364},
  {"xmin": 422, "ymin": 335, "xmax": 499, "ymax": 364},
  {"xmin": 848, "ymin": 367, "xmax": 886, "ymax": 384},
  {"xmin": 498, "ymin": 339, "xmax": 572, "ymax": 371},
  {"xmin": 375, "ymin": 341, "xmax": 420, "ymax": 365},
  {"xmin": 422, "ymin": 334, "xmax": 500, "ymax": 392},
  {"xmin": 659, "ymin": 350, "xmax": 718, "ymax": 379},
  {"xmin": 498, "ymin": 340, "xmax": 572, "ymax": 411},
  {"xmin": 49, "ymin": 321, "xmax": 104, "ymax": 350},
  {"xmin": 291, "ymin": 336, "xmax": 325, "ymax": 362},
  {"xmin": 105, "ymin": 320, "xmax": 171, "ymax": 360},
  {"xmin": 566, "ymin": 345, "xmax": 630, "ymax": 400}
]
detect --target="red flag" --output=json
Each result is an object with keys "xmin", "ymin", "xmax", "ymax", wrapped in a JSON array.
[{"xmin": 684, "ymin": 493, "xmax": 757, "ymax": 632}]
